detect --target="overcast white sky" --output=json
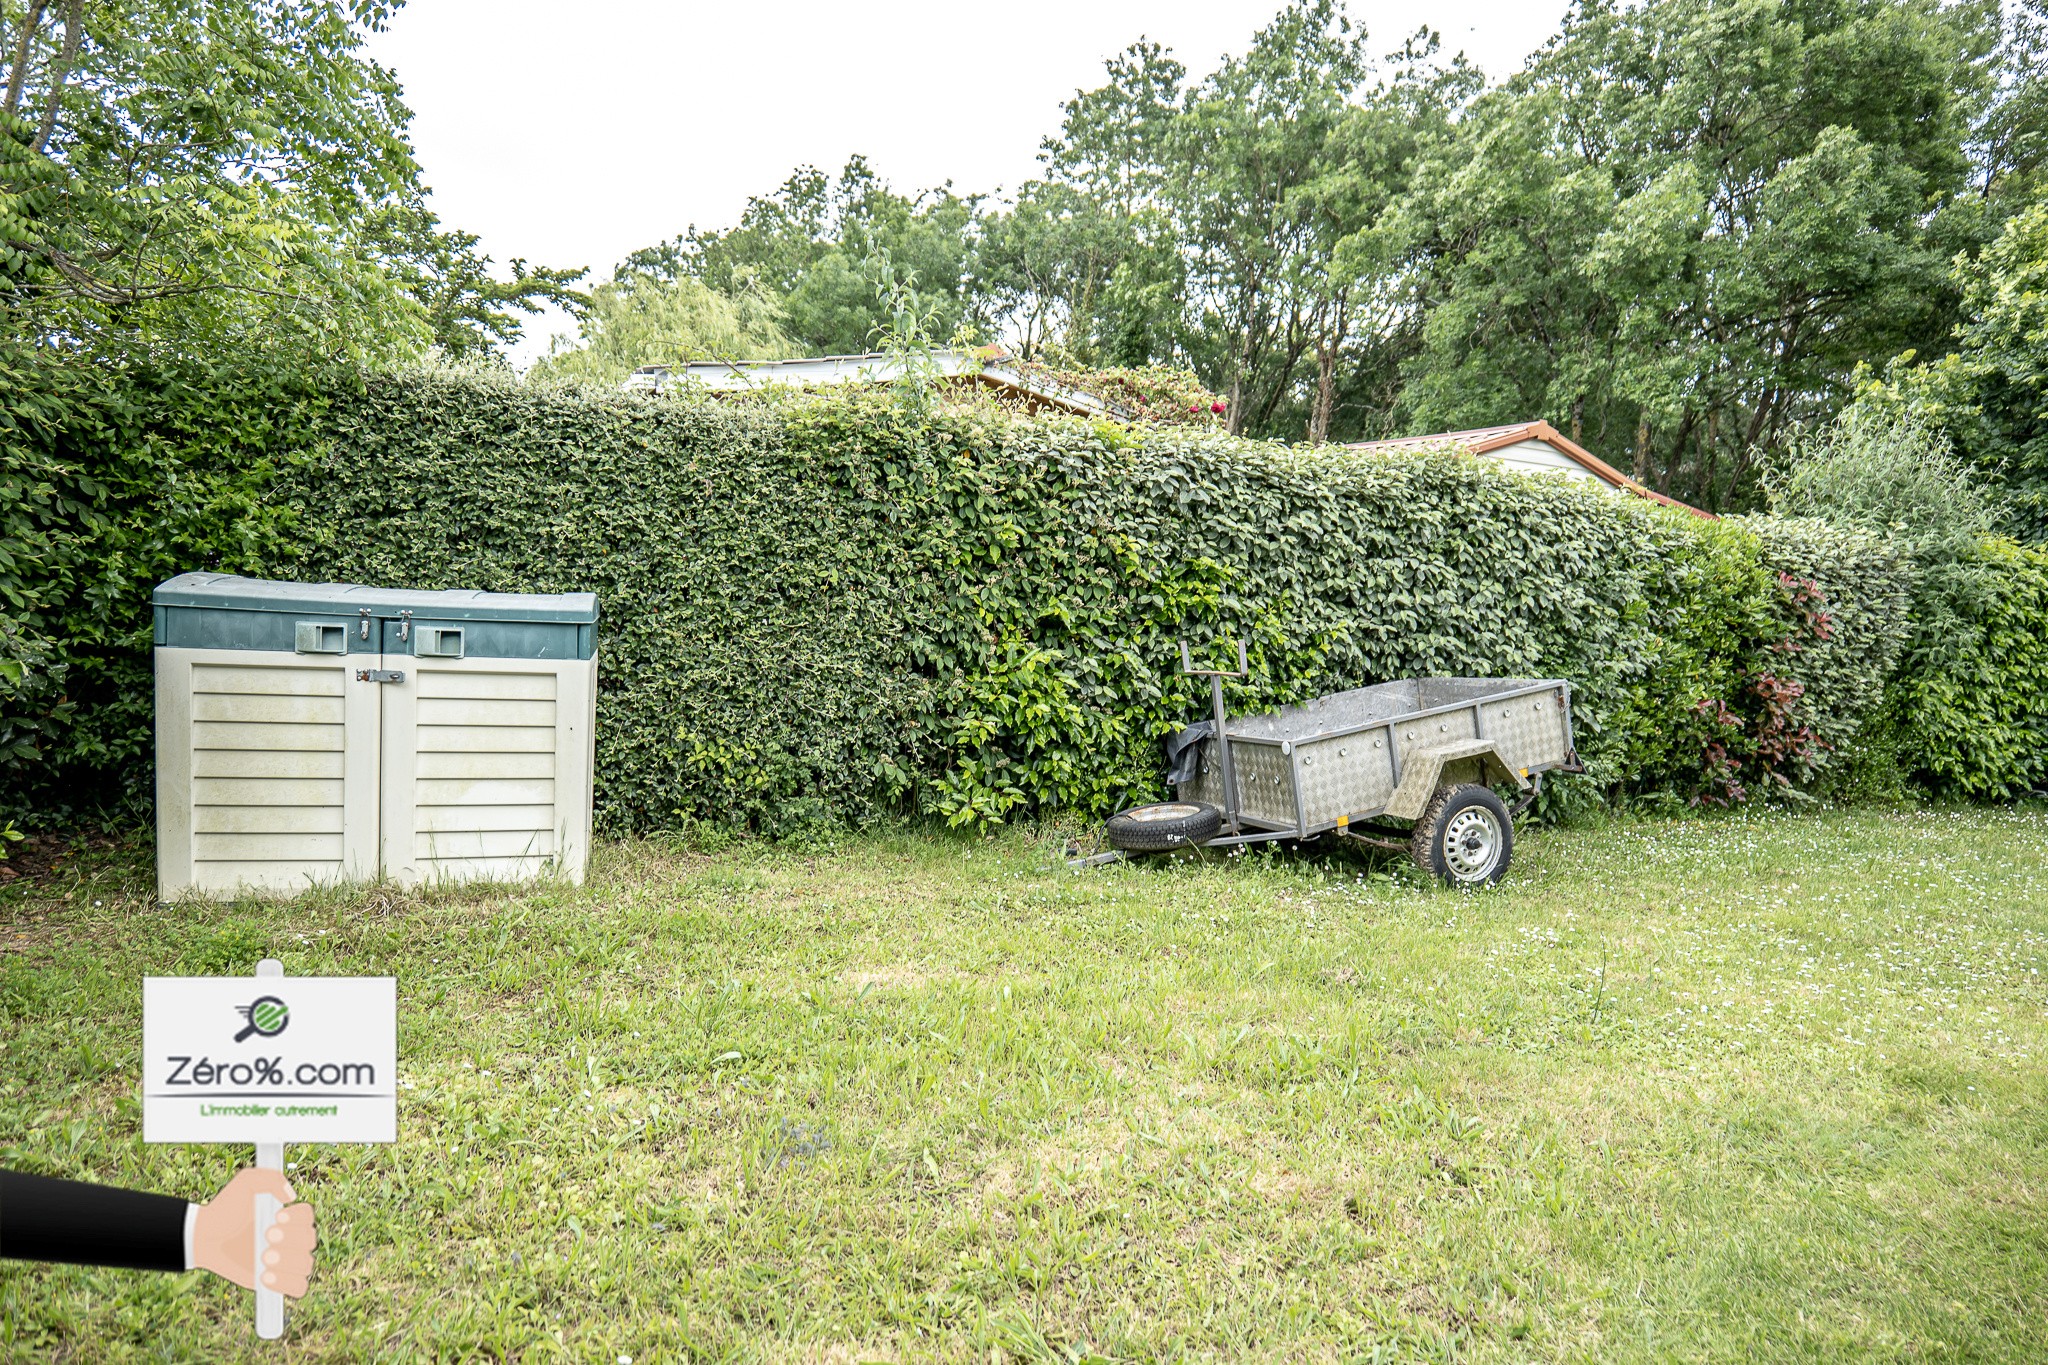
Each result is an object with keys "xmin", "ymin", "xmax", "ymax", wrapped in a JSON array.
[{"xmin": 364, "ymin": 1, "xmax": 1571, "ymax": 369}]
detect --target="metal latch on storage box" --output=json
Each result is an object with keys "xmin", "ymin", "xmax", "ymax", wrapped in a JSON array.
[{"xmin": 355, "ymin": 668, "xmax": 405, "ymax": 683}]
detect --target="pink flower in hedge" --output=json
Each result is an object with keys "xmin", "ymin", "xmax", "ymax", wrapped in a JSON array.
[
  {"xmin": 1210, "ymin": 400, "xmax": 1227, "ymax": 414},
  {"xmin": 1189, "ymin": 403, "xmax": 1200, "ymax": 412}
]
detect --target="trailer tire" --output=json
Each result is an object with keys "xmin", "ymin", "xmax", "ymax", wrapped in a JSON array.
[
  {"xmin": 1105, "ymin": 802, "xmax": 1224, "ymax": 852},
  {"xmin": 1411, "ymin": 784, "xmax": 1513, "ymax": 886}
]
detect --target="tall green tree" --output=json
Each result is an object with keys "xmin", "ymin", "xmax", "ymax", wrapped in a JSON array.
[
  {"xmin": 1852, "ymin": 200, "xmax": 2048, "ymax": 538},
  {"xmin": 0, "ymin": 2, "xmax": 582, "ymax": 363},
  {"xmin": 1169, "ymin": 1, "xmax": 1369, "ymax": 434},
  {"xmin": 1400, "ymin": 0, "xmax": 2004, "ymax": 509},
  {"xmin": 526, "ymin": 270, "xmax": 789, "ymax": 385},
  {"xmin": 361, "ymin": 199, "xmax": 588, "ymax": 363},
  {"xmin": 977, "ymin": 179, "xmax": 1149, "ymax": 363},
  {"xmin": 620, "ymin": 157, "xmax": 980, "ymax": 356},
  {"xmin": 992, "ymin": 14, "xmax": 1465, "ymax": 441},
  {"xmin": 1274, "ymin": 31, "xmax": 1476, "ymax": 443},
  {"xmin": 981, "ymin": 39, "xmax": 1187, "ymax": 367},
  {"xmin": 1973, "ymin": 0, "xmax": 2046, "ymax": 203},
  {"xmin": 0, "ymin": 0, "xmax": 422, "ymax": 357}
]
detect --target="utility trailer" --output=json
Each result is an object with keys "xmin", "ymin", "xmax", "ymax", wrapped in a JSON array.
[{"xmin": 1084, "ymin": 643, "xmax": 1581, "ymax": 885}]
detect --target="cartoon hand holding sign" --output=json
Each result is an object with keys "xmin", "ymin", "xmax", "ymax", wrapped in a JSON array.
[
  {"xmin": 193, "ymin": 1167, "xmax": 318, "ymax": 1296},
  {"xmin": 145, "ymin": 959, "xmax": 395, "ymax": 1339},
  {"xmin": 3, "ymin": 962, "xmax": 389, "ymax": 1342},
  {"xmin": 0, "ymin": 1165, "xmax": 315, "ymax": 1296}
]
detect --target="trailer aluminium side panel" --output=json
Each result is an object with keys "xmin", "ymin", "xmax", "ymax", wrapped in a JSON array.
[{"xmin": 1178, "ymin": 678, "xmax": 1576, "ymax": 837}]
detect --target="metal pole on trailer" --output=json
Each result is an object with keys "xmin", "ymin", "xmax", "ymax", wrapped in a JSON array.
[{"xmin": 1181, "ymin": 639, "xmax": 1250, "ymax": 836}]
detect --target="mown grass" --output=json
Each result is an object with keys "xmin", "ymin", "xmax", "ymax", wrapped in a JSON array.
[{"xmin": 2, "ymin": 807, "xmax": 2045, "ymax": 1363}]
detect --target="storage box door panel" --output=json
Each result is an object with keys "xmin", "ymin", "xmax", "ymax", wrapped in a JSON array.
[
  {"xmin": 157, "ymin": 647, "xmax": 378, "ymax": 899},
  {"xmin": 380, "ymin": 657, "xmax": 590, "ymax": 886}
]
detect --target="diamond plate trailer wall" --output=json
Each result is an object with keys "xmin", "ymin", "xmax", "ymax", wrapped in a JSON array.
[{"xmin": 1180, "ymin": 678, "xmax": 1574, "ymax": 835}]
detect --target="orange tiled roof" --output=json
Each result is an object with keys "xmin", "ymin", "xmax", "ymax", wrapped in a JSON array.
[{"xmin": 1346, "ymin": 420, "xmax": 1713, "ymax": 518}]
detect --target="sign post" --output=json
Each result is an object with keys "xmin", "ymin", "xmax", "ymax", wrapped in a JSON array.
[
  {"xmin": 144, "ymin": 963, "xmax": 396, "ymax": 1341},
  {"xmin": 253, "ymin": 958, "xmax": 285, "ymax": 1339}
]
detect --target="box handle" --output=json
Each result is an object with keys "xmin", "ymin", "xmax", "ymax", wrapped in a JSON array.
[
  {"xmin": 414, "ymin": 626, "xmax": 464, "ymax": 659},
  {"xmin": 294, "ymin": 622, "xmax": 347, "ymax": 655}
]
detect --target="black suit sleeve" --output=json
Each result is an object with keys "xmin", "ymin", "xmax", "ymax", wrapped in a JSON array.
[{"xmin": 0, "ymin": 1170, "xmax": 189, "ymax": 1273}]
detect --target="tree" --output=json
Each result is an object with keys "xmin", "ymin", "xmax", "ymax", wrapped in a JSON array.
[
  {"xmin": 1006, "ymin": 14, "xmax": 1464, "ymax": 441},
  {"xmin": 525, "ymin": 269, "xmax": 790, "ymax": 385},
  {"xmin": 1769, "ymin": 403, "xmax": 1995, "ymax": 623},
  {"xmin": 1852, "ymin": 201, "xmax": 2048, "ymax": 538},
  {"xmin": 0, "ymin": 0, "xmax": 422, "ymax": 358},
  {"xmin": 1281, "ymin": 32, "xmax": 1476, "ymax": 443},
  {"xmin": 976, "ymin": 180, "xmax": 1137, "ymax": 362},
  {"xmin": 1, "ymin": 2, "xmax": 583, "ymax": 366},
  {"xmin": 1399, "ymin": 0, "xmax": 2002, "ymax": 509},
  {"xmin": 1974, "ymin": 0, "xmax": 2047, "ymax": 204},
  {"xmin": 0, "ymin": 0, "xmax": 595, "ymax": 822},
  {"xmin": 1169, "ymin": 1, "xmax": 1370, "ymax": 435},
  {"xmin": 1042, "ymin": 39, "xmax": 1185, "ymax": 218},
  {"xmin": 360, "ymin": 200, "xmax": 588, "ymax": 362},
  {"xmin": 621, "ymin": 157, "xmax": 981, "ymax": 356},
  {"xmin": 990, "ymin": 39, "xmax": 1188, "ymax": 367}
]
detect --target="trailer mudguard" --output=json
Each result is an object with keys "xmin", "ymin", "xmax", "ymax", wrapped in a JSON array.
[{"xmin": 1382, "ymin": 740, "xmax": 1529, "ymax": 821}]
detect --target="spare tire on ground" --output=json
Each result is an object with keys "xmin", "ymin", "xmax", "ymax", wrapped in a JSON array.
[{"xmin": 1105, "ymin": 801, "xmax": 1224, "ymax": 852}]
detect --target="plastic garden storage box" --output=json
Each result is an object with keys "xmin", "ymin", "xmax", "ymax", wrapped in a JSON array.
[{"xmin": 154, "ymin": 574, "xmax": 598, "ymax": 899}]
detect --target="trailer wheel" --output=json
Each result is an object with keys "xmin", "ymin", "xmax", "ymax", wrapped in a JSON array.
[
  {"xmin": 1105, "ymin": 801, "xmax": 1224, "ymax": 852},
  {"xmin": 1411, "ymin": 784, "xmax": 1513, "ymax": 886}
]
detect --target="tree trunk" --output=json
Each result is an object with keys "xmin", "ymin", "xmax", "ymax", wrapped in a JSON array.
[
  {"xmin": 3, "ymin": 4, "xmax": 49, "ymax": 120},
  {"xmin": 1632, "ymin": 415, "xmax": 1650, "ymax": 484},
  {"xmin": 33, "ymin": 0, "xmax": 82, "ymax": 155},
  {"xmin": 1226, "ymin": 273, "xmax": 1262, "ymax": 437},
  {"xmin": 1699, "ymin": 410, "xmax": 1721, "ymax": 512},
  {"xmin": 1727, "ymin": 387, "xmax": 1778, "ymax": 497},
  {"xmin": 1309, "ymin": 340, "xmax": 1336, "ymax": 445},
  {"xmin": 1065, "ymin": 272, "xmax": 1099, "ymax": 362},
  {"xmin": 1571, "ymin": 395, "xmax": 1584, "ymax": 446},
  {"xmin": 1660, "ymin": 409, "xmax": 1696, "ymax": 495}
]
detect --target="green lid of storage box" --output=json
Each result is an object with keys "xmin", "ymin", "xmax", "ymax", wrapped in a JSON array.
[{"xmin": 152, "ymin": 573, "xmax": 598, "ymax": 660}]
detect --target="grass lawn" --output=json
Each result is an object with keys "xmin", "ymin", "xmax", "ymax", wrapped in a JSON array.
[{"xmin": 2, "ymin": 806, "xmax": 2046, "ymax": 1362}]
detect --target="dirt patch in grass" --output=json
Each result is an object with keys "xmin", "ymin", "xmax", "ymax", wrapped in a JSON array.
[
  {"xmin": 1028, "ymin": 1122, "xmax": 1132, "ymax": 1178},
  {"xmin": 809, "ymin": 1344, "xmax": 901, "ymax": 1365},
  {"xmin": 840, "ymin": 963, "xmax": 933, "ymax": 990}
]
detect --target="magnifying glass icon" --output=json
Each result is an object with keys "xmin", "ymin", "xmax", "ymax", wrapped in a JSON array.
[{"xmin": 235, "ymin": 995, "xmax": 290, "ymax": 1042}]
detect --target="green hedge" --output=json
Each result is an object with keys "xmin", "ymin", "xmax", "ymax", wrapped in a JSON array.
[
  {"xmin": 1897, "ymin": 538, "xmax": 2048, "ymax": 799},
  {"xmin": 272, "ymin": 376, "xmax": 941, "ymax": 835},
  {"xmin": 0, "ymin": 346, "xmax": 336, "ymax": 821},
  {"xmin": 277, "ymin": 377, "xmax": 1697, "ymax": 830},
  {"xmin": 1740, "ymin": 516, "xmax": 1912, "ymax": 795},
  {"xmin": 260, "ymin": 373, "xmax": 1912, "ymax": 832},
  {"xmin": 0, "ymin": 364, "xmax": 1981, "ymax": 831}
]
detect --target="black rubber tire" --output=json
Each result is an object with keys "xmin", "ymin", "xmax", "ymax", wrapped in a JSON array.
[
  {"xmin": 1410, "ymin": 784, "xmax": 1513, "ymax": 886},
  {"xmin": 1105, "ymin": 801, "xmax": 1224, "ymax": 852}
]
